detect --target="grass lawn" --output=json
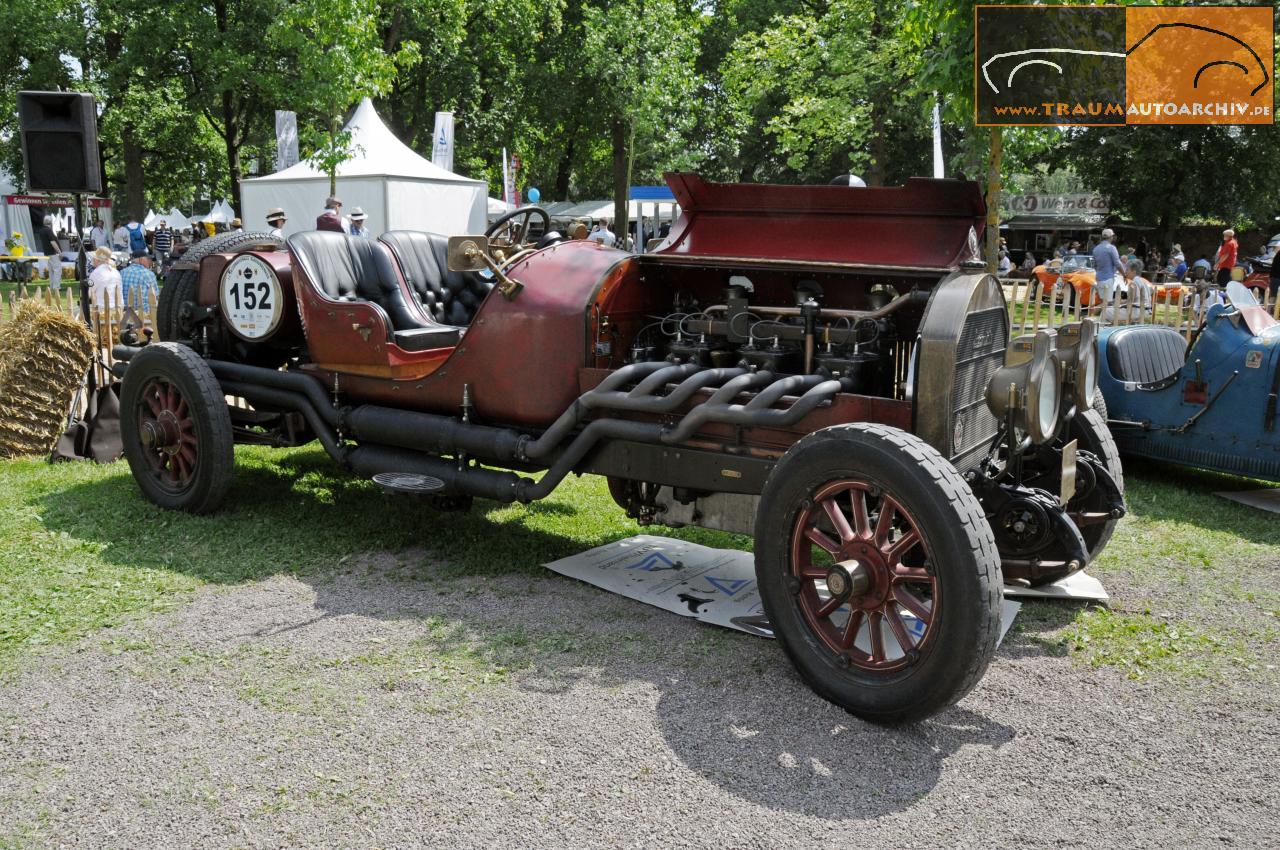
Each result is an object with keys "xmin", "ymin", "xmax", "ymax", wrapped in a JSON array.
[{"xmin": 1, "ymin": 445, "xmax": 1277, "ymax": 689}]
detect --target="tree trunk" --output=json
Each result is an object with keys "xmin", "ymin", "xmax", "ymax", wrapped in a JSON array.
[
  {"xmin": 554, "ymin": 129, "xmax": 577, "ymax": 201},
  {"xmin": 985, "ymin": 126, "xmax": 1003, "ymax": 273},
  {"xmin": 611, "ymin": 117, "xmax": 629, "ymax": 239},
  {"xmin": 865, "ymin": 9, "xmax": 887, "ymax": 186},
  {"xmin": 222, "ymin": 93, "xmax": 242, "ymax": 212},
  {"xmin": 123, "ymin": 123, "xmax": 145, "ymax": 220}
]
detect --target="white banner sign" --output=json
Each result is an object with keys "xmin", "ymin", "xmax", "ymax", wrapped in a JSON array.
[
  {"xmin": 431, "ymin": 111, "xmax": 454, "ymax": 174},
  {"xmin": 274, "ymin": 110, "xmax": 299, "ymax": 172}
]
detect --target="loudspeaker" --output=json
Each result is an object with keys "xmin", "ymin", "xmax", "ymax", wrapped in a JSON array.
[{"xmin": 17, "ymin": 91, "xmax": 102, "ymax": 195}]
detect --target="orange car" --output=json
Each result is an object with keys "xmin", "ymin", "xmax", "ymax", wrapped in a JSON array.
[
  {"xmin": 1032, "ymin": 254, "xmax": 1098, "ymax": 307},
  {"xmin": 1034, "ymin": 254, "xmax": 1189, "ymax": 308}
]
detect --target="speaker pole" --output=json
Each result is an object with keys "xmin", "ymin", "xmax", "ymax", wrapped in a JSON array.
[{"xmin": 75, "ymin": 192, "xmax": 97, "ymax": 396}]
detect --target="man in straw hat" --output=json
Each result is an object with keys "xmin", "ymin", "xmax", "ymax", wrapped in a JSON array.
[
  {"xmin": 88, "ymin": 246, "xmax": 122, "ymax": 309},
  {"xmin": 349, "ymin": 207, "xmax": 371, "ymax": 239},
  {"xmin": 266, "ymin": 208, "xmax": 287, "ymax": 239}
]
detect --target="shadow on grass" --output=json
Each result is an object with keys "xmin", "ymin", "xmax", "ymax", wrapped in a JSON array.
[
  {"xmin": 1120, "ymin": 457, "xmax": 1280, "ymax": 546},
  {"xmin": 32, "ymin": 448, "xmax": 640, "ymax": 584},
  {"xmin": 28, "ymin": 448, "xmax": 1019, "ymax": 819}
]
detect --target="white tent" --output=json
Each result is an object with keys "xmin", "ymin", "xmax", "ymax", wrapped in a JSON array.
[
  {"xmin": 164, "ymin": 208, "xmax": 192, "ymax": 231},
  {"xmin": 488, "ymin": 196, "xmax": 514, "ymax": 216},
  {"xmin": 241, "ymin": 98, "xmax": 486, "ymax": 238}
]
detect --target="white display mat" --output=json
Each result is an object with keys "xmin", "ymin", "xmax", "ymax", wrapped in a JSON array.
[
  {"xmin": 1003, "ymin": 570, "xmax": 1109, "ymax": 602},
  {"xmin": 543, "ymin": 535, "xmax": 1022, "ymax": 644},
  {"xmin": 1215, "ymin": 488, "xmax": 1280, "ymax": 514}
]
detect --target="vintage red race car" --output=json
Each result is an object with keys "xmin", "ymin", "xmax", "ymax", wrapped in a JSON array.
[{"xmin": 115, "ymin": 173, "xmax": 1123, "ymax": 722}]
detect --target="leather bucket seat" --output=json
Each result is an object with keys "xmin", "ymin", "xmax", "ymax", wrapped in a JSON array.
[
  {"xmin": 380, "ymin": 231, "xmax": 494, "ymax": 327},
  {"xmin": 288, "ymin": 231, "xmax": 461, "ymax": 352}
]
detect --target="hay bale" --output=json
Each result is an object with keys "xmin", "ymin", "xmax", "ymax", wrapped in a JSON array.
[{"xmin": 0, "ymin": 300, "xmax": 94, "ymax": 457}]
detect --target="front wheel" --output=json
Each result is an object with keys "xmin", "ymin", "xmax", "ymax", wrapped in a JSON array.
[
  {"xmin": 120, "ymin": 342, "xmax": 234, "ymax": 513},
  {"xmin": 754, "ymin": 423, "xmax": 1003, "ymax": 724}
]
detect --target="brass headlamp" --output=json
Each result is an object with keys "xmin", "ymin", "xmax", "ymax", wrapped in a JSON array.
[
  {"xmin": 986, "ymin": 329, "xmax": 1062, "ymax": 445},
  {"xmin": 1052, "ymin": 320, "xmax": 1099, "ymax": 415}
]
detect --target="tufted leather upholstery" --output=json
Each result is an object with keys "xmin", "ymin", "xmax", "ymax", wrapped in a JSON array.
[
  {"xmin": 380, "ymin": 231, "xmax": 494, "ymax": 326},
  {"xmin": 287, "ymin": 231, "xmax": 460, "ymax": 350},
  {"xmin": 1105, "ymin": 325, "xmax": 1187, "ymax": 385}
]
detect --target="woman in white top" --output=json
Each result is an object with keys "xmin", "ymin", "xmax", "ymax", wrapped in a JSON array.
[{"xmin": 88, "ymin": 246, "xmax": 123, "ymax": 309}]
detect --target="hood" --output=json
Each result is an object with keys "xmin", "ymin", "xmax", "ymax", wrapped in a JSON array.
[{"xmin": 653, "ymin": 172, "xmax": 987, "ymax": 273}]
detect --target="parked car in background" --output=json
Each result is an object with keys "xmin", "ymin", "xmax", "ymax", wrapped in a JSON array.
[{"xmin": 1096, "ymin": 281, "xmax": 1280, "ymax": 481}]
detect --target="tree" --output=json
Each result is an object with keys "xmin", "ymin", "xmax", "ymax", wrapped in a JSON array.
[
  {"xmin": 581, "ymin": 0, "xmax": 703, "ymax": 235},
  {"xmin": 270, "ymin": 0, "xmax": 419, "ymax": 195},
  {"xmin": 717, "ymin": 0, "xmax": 931, "ymax": 185},
  {"xmin": 1054, "ymin": 125, "xmax": 1280, "ymax": 245}
]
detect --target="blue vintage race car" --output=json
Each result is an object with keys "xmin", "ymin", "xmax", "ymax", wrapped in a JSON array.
[{"xmin": 1096, "ymin": 282, "xmax": 1280, "ymax": 481}]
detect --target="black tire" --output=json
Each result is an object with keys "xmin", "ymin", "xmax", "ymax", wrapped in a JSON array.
[
  {"xmin": 120, "ymin": 342, "xmax": 234, "ymax": 514},
  {"xmin": 1066, "ymin": 407, "xmax": 1123, "ymax": 562},
  {"xmin": 1091, "ymin": 391, "xmax": 1108, "ymax": 425},
  {"xmin": 754, "ymin": 423, "xmax": 1003, "ymax": 724},
  {"xmin": 158, "ymin": 231, "xmax": 282, "ymax": 341}
]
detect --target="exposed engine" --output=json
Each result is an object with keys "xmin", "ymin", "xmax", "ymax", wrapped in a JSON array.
[{"xmin": 624, "ymin": 276, "xmax": 921, "ymax": 399}]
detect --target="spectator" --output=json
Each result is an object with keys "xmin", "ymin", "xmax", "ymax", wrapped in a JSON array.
[
  {"xmin": 152, "ymin": 220, "xmax": 174, "ymax": 270},
  {"xmin": 35, "ymin": 215, "xmax": 63, "ymax": 296},
  {"xmin": 591, "ymin": 221, "xmax": 616, "ymax": 248},
  {"xmin": 1271, "ymin": 245, "xmax": 1280, "ymax": 299},
  {"xmin": 88, "ymin": 246, "xmax": 122, "ymax": 309},
  {"xmin": 229, "ymin": 217, "xmax": 242, "ymax": 232},
  {"xmin": 349, "ymin": 207, "xmax": 371, "ymax": 238},
  {"xmin": 1124, "ymin": 259, "xmax": 1153, "ymax": 310},
  {"xmin": 1214, "ymin": 228, "xmax": 1238, "ymax": 286},
  {"xmin": 315, "ymin": 197, "xmax": 347, "ymax": 233},
  {"xmin": 1020, "ymin": 251, "xmax": 1037, "ymax": 275},
  {"xmin": 123, "ymin": 215, "xmax": 147, "ymax": 256},
  {"xmin": 120, "ymin": 250, "xmax": 159, "ymax": 310},
  {"xmin": 1091, "ymin": 227, "xmax": 1123, "ymax": 307},
  {"xmin": 112, "ymin": 220, "xmax": 130, "ymax": 251},
  {"xmin": 1191, "ymin": 255, "xmax": 1213, "ymax": 281},
  {"xmin": 997, "ymin": 247, "xmax": 1013, "ymax": 277},
  {"xmin": 1173, "ymin": 256, "xmax": 1188, "ymax": 282},
  {"xmin": 568, "ymin": 220, "xmax": 589, "ymax": 240},
  {"xmin": 266, "ymin": 208, "xmax": 287, "ymax": 239},
  {"xmin": 89, "ymin": 218, "xmax": 107, "ymax": 250}
]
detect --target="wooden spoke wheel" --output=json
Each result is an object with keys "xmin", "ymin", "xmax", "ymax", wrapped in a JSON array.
[
  {"xmin": 791, "ymin": 480, "xmax": 938, "ymax": 672},
  {"xmin": 121, "ymin": 342, "xmax": 233, "ymax": 514},
  {"xmin": 755, "ymin": 424, "xmax": 1003, "ymax": 724}
]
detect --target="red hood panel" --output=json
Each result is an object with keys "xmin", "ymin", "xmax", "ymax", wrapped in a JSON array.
[{"xmin": 655, "ymin": 172, "xmax": 986, "ymax": 271}]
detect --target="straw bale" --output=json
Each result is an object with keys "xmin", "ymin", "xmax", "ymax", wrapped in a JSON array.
[{"xmin": 0, "ymin": 301, "xmax": 95, "ymax": 457}]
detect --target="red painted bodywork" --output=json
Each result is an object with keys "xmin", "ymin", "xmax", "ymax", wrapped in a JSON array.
[
  {"xmin": 656, "ymin": 172, "xmax": 986, "ymax": 272},
  {"xmin": 298, "ymin": 239, "xmax": 637, "ymax": 426},
  {"xmin": 197, "ymin": 173, "xmax": 987, "ymax": 441}
]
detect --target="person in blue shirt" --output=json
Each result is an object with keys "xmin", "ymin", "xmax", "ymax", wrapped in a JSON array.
[
  {"xmin": 1091, "ymin": 228, "xmax": 1123, "ymax": 307},
  {"xmin": 120, "ymin": 250, "xmax": 159, "ymax": 311}
]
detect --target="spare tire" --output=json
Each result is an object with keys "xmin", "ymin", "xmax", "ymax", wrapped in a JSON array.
[{"xmin": 157, "ymin": 230, "xmax": 282, "ymax": 342}]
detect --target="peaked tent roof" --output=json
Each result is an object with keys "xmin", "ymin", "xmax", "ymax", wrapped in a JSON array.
[{"xmin": 247, "ymin": 98, "xmax": 483, "ymax": 185}]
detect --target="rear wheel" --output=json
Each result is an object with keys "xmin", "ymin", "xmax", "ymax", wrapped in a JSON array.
[
  {"xmin": 121, "ymin": 342, "xmax": 233, "ymax": 513},
  {"xmin": 754, "ymin": 423, "xmax": 1002, "ymax": 724}
]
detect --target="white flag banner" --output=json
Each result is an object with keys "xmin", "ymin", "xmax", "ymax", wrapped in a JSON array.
[
  {"xmin": 431, "ymin": 111, "xmax": 455, "ymax": 174},
  {"xmin": 502, "ymin": 147, "xmax": 518, "ymax": 208},
  {"xmin": 275, "ymin": 110, "xmax": 299, "ymax": 172}
]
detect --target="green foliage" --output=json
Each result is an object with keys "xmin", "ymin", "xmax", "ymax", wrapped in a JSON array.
[{"xmin": 270, "ymin": 0, "xmax": 420, "ymax": 192}]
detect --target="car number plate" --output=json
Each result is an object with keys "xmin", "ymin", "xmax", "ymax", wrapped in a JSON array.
[{"xmin": 1060, "ymin": 438, "xmax": 1078, "ymax": 506}]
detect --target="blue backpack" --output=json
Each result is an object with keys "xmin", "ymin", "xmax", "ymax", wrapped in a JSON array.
[{"xmin": 126, "ymin": 222, "xmax": 146, "ymax": 253}]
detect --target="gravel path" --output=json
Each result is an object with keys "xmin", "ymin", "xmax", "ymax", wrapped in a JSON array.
[{"xmin": 0, "ymin": 552, "xmax": 1275, "ymax": 849}]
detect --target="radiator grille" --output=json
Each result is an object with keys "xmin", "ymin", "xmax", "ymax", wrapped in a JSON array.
[{"xmin": 951, "ymin": 307, "xmax": 1007, "ymax": 470}]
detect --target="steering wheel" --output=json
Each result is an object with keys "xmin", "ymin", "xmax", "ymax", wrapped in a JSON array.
[{"xmin": 486, "ymin": 206, "xmax": 550, "ymax": 250}]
